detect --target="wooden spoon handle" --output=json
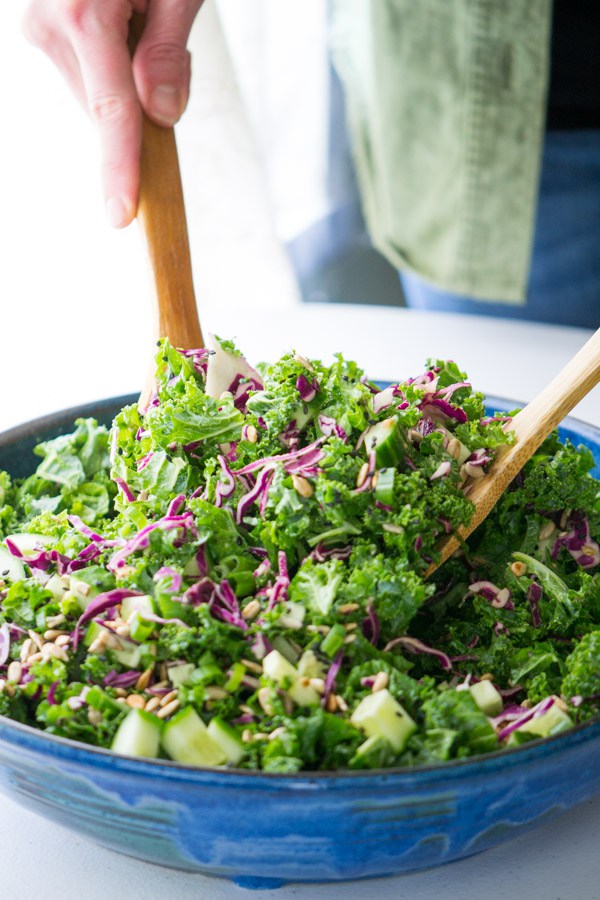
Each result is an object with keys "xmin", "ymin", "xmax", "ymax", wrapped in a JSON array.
[
  {"xmin": 429, "ymin": 326, "xmax": 600, "ymax": 574},
  {"xmin": 137, "ymin": 117, "xmax": 203, "ymax": 349},
  {"xmin": 130, "ymin": 13, "xmax": 203, "ymax": 351}
]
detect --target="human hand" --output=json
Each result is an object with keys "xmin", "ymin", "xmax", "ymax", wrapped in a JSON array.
[{"xmin": 23, "ymin": 0, "xmax": 204, "ymax": 227}]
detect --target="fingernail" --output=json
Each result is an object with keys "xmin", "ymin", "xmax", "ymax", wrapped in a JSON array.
[
  {"xmin": 151, "ymin": 85, "xmax": 181, "ymax": 126},
  {"xmin": 105, "ymin": 195, "xmax": 128, "ymax": 228}
]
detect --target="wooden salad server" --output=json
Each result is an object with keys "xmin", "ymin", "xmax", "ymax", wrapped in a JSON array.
[
  {"xmin": 428, "ymin": 326, "xmax": 600, "ymax": 575},
  {"xmin": 129, "ymin": 13, "xmax": 204, "ymax": 409}
]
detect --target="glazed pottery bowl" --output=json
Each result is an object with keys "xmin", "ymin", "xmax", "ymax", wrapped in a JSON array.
[{"xmin": 1, "ymin": 395, "xmax": 600, "ymax": 891}]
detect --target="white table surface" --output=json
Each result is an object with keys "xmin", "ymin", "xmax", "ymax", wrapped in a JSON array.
[{"xmin": 1, "ymin": 305, "xmax": 600, "ymax": 900}]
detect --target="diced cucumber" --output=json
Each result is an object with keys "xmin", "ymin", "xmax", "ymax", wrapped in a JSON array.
[
  {"xmin": 161, "ymin": 706, "xmax": 227, "ymax": 766},
  {"xmin": 297, "ymin": 649, "xmax": 325, "ymax": 679},
  {"xmin": 290, "ymin": 403, "xmax": 314, "ymax": 432},
  {"xmin": 351, "ymin": 734, "xmax": 396, "ymax": 768},
  {"xmin": 84, "ymin": 620, "xmax": 105, "ymax": 647},
  {"xmin": 111, "ymin": 709, "xmax": 162, "ymax": 759},
  {"xmin": 120, "ymin": 592, "xmax": 156, "ymax": 643},
  {"xmin": 73, "ymin": 565, "xmax": 115, "ymax": 593},
  {"xmin": 505, "ymin": 730, "xmax": 535, "ymax": 748},
  {"xmin": 128, "ymin": 610, "xmax": 156, "ymax": 643},
  {"xmin": 516, "ymin": 703, "xmax": 573, "ymax": 739},
  {"xmin": 363, "ymin": 418, "xmax": 405, "ymax": 468},
  {"xmin": 470, "ymin": 680, "xmax": 503, "ymax": 716},
  {"xmin": 263, "ymin": 650, "xmax": 320, "ymax": 706},
  {"xmin": 288, "ymin": 678, "xmax": 321, "ymax": 708},
  {"xmin": 204, "ymin": 334, "xmax": 263, "ymax": 404},
  {"xmin": 69, "ymin": 577, "xmax": 99, "ymax": 610},
  {"xmin": 374, "ymin": 468, "xmax": 395, "ymax": 505},
  {"xmin": 350, "ymin": 689, "xmax": 417, "ymax": 753},
  {"xmin": 5, "ymin": 533, "xmax": 56, "ymax": 557},
  {"xmin": 0, "ymin": 546, "xmax": 25, "ymax": 582},
  {"xmin": 355, "ymin": 734, "xmax": 383, "ymax": 758},
  {"xmin": 45, "ymin": 573, "xmax": 68, "ymax": 601},
  {"xmin": 113, "ymin": 642, "xmax": 142, "ymax": 669},
  {"xmin": 207, "ymin": 717, "xmax": 245, "ymax": 765},
  {"xmin": 122, "ymin": 594, "xmax": 156, "ymax": 621},
  {"xmin": 168, "ymin": 662, "xmax": 196, "ymax": 688},
  {"xmin": 263, "ymin": 649, "xmax": 297, "ymax": 685}
]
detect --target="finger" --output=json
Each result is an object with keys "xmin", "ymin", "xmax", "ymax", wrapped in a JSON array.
[
  {"xmin": 133, "ymin": 0, "xmax": 202, "ymax": 127},
  {"xmin": 70, "ymin": 19, "xmax": 142, "ymax": 228}
]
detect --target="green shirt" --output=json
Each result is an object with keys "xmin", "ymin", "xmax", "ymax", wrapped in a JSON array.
[{"xmin": 330, "ymin": 0, "xmax": 552, "ymax": 303}]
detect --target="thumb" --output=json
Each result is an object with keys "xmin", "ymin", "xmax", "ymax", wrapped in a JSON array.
[{"xmin": 133, "ymin": 0, "xmax": 203, "ymax": 127}]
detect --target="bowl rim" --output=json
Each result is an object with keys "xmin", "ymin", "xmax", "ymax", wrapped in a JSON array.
[
  {"xmin": 1, "ymin": 392, "xmax": 599, "ymax": 783},
  {"xmin": 2, "ymin": 699, "xmax": 600, "ymax": 784}
]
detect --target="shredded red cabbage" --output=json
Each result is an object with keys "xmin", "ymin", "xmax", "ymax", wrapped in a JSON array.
[
  {"xmin": 102, "ymin": 670, "xmax": 141, "ymax": 689},
  {"xmin": 362, "ymin": 601, "xmax": 380, "ymax": 646},
  {"xmin": 527, "ymin": 581, "xmax": 543, "ymax": 627},
  {"xmin": 496, "ymin": 696, "xmax": 556, "ymax": 741},
  {"xmin": 296, "ymin": 374, "xmax": 320, "ymax": 403},
  {"xmin": 469, "ymin": 581, "xmax": 514, "ymax": 610},
  {"xmin": 384, "ymin": 635, "xmax": 452, "ymax": 671},
  {"xmin": 322, "ymin": 651, "xmax": 343, "ymax": 706}
]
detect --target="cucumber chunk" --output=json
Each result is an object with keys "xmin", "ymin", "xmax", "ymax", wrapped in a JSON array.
[
  {"xmin": 288, "ymin": 679, "xmax": 321, "ymax": 708},
  {"xmin": 374, "ymin": 468, "xmax": 395, "ymax": 505},
  {"xmin": 516, "ymin": 703, "xmax": 573, "ymax": 738},
  {"xmin": 162, "ymin": 706, "xmax": 227, "ymax": 767},
  {"xmin": 263, "ymin": 649, "xmax": 297, "ymax": 684},
  {"xmin": 363, "ymin": 418, "xmax": 405, "ymax": 468},
  {"xmin": 84, "ymin": 620, "xmax": 105, "ymax": 648},
  {"xmin": 111, "ymin": 709, "xmax": 162, "ymax": 758},
  {"xmin": 113, "ymin": 642, "xmax": 142, "ymax": 669},
  {"xmin": 45, "ymin": 573, "xmax": 68, "ymax": 601},
  {"xmin": 207, "ymin": 717, "xmax": 245, "ymax": 765},
  {"xmin": 350, "ymin": 689, "xmax": 416, "ymax": 753},
  {"xmin": 263, "ymin": 650, "xmax": 321, "ymax": 707},
  {"xmin": 297, "ymin": 649, "xmax": 325, "ymax": 679},
  {"xmin": 0, "ymin": 546, "xmax": 26, "ymax": 582},
  {"xmin": 69, "ymin": 577, "xmax": 99, "ymax": 610},
  {"xmin": 128, "ymin": 611, "xmax": 156, "ymax": 643},
  {"xmin": 470, "ymin": 680, "xmax": 503, "ymax": 716},
  {"xmin": 121, "ymin": 594, "xmax": 156, "ymax": 621}
]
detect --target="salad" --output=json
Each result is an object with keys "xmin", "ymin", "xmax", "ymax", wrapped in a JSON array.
[{"xmin": 0, "ymin": 337, "xmax": 599, "ymax": 772}]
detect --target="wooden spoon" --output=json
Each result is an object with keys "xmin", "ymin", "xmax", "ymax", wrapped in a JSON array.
[
  {"xmin": 129, "ymin": 13, "xmax": 204, "ymax": 408},
  {"xmin": 428, "ymin": 326, "xmax": 600, "ymax": 576}
]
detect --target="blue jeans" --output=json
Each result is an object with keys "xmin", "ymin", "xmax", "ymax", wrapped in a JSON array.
[{"xmin": 401, "ymin": 131, "xmax": 600, "ymax": 329}]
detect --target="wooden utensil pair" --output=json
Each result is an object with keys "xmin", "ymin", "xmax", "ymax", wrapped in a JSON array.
[{"xmin": 132, "ymin": 18, "xmax": 600, "ymax": 576}]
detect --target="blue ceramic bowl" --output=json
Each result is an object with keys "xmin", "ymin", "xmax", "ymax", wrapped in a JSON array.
[{"xmin": 1, "ymin": 395, "xmax": 600, "ymax": 891}]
